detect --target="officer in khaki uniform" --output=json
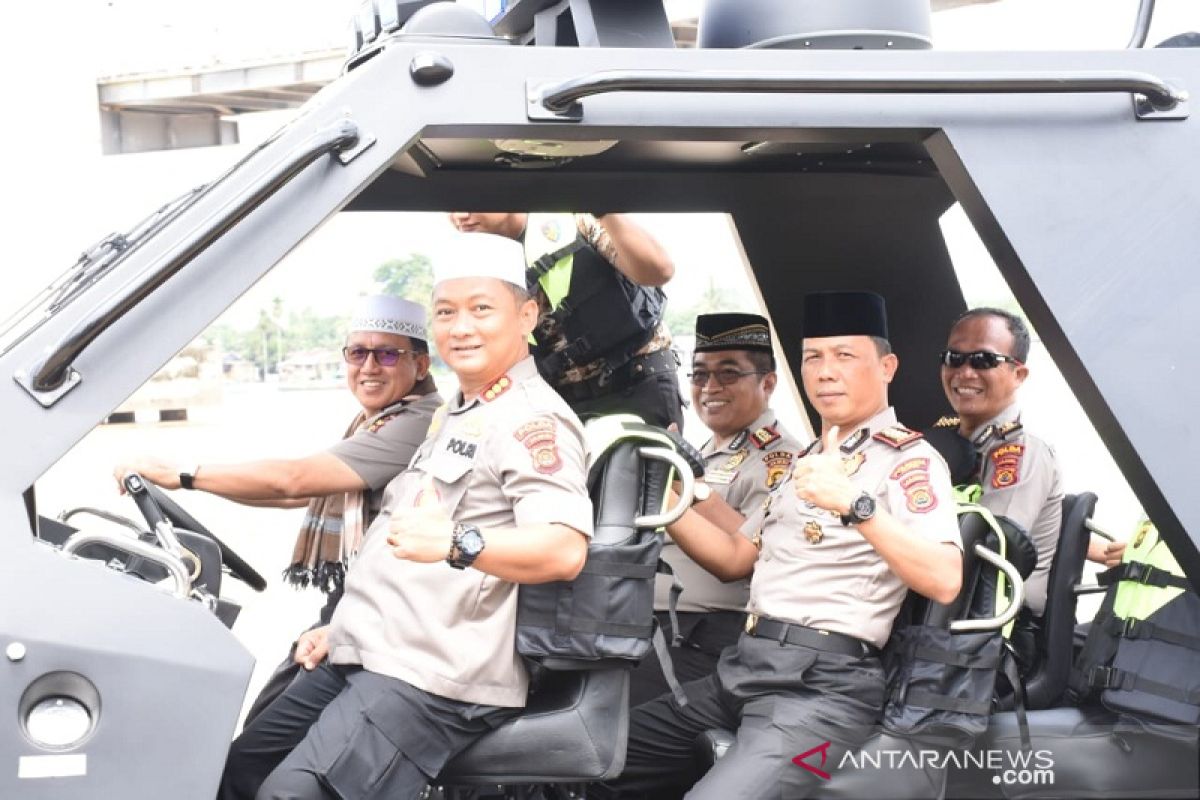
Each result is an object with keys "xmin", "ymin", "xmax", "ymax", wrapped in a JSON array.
[
  {"xmin": 219, "ymin": 233, "xmax": 594, "ymax": 800},
  {"xmin": 938, "ymin": 307, "xmax": 1072, "ymax": 616},
  {"xmin": 604, "ymin": 292, "xmax": 963, "ymax": 800},
  {"xmin": 630, "ymin": 313, "xmax": 803, "ymax": 707}
]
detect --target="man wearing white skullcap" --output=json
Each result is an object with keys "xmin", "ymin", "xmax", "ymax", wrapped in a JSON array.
[
  {"xmin": 115, "ymin": 294, "xmax": 443, "ymax": 722},
  {"xmin": 223, "ymin": 233, "xmax": 594, "ymax": 800},
  {"xmin": 449, "ymin": 211, "xmax": 684, "ymax": 429}
]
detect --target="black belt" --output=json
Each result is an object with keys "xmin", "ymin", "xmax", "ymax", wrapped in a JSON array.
[
  {"xmin": 744, "ymin": 615, "xmax": 879, "ymax": 659},
  {"xmin": 556, "ymin": 348, "xmax": 677, "ymax": 402}
]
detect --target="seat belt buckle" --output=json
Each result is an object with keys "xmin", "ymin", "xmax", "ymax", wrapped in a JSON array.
[{"xmin": 1089, "ymin": 665, "xmax": 1126, "ymax": 689}]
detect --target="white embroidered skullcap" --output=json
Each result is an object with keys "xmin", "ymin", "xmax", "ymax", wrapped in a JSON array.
[
  {"xmin": 348, "ymin": 295, "xmax": 427, "ymax": 340},
  {"xmin": 432, "ymin": 232, "xmax": 527, "ymax": 289}
]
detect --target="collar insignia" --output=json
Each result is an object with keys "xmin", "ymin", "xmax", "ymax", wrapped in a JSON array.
[
  {"xmin": 839, "ymin": 427, "xmax": 870, "ymax": 454},
  {"xmin": 996, "ymin": 420, "xmax": 1024, "ymax": 440},
  {"xmin": 972, "ymin": 424, "xmax": 997, "ymax": 448},
  {"xmin": 481, "ymin": 375, "xmax": 513, "ymax": 403}
]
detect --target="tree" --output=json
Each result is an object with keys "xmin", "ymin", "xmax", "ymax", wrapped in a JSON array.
[{"xmin": 372, "ymin": 253, "xmax": 434, "ymax": 303}]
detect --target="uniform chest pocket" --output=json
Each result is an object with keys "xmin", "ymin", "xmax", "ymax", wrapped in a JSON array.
[{"xmin": 416, "ymin": 454, "xmax": 475, "ymax": 517}]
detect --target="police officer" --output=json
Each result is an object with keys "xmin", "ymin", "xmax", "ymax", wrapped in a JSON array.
[
  {"xmin": 448, "ymin": 212, "xmax": 684, "ymax": 429},
  {"xmin": 114, "ymin": 295, "xmax": 441, "ymax": 720},
  {"xmin": 629, "ymin": 312, "xmax": 802, "ymax": 707},
  {"xmin": 218, "ymin": 233, "xmax": 594, "ymax": 800},
  {"xmin": 603, "ymin": 291, "xmax": 963, "ymax": 800}
]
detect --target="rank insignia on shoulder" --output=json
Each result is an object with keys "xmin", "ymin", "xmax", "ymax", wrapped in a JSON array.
[
  {"xmin": 839, "ymin": 427, "xmax": 870, "ymax": 454},
  {"xmin": 996, "ymin": 420, "xmax": 1024, "ymax": 440},
  {"xmin": 750, "ymin": 425, "xmax": 782, "ymax": 449},
  {"xmin": 990, "ymin": 443, "xmax": 1024, "ymax": 488},
  {"xmin": 933, "ymin": 415, "xmax": 961, "ymax": 429},
  {"xmin": 482, "ymin": 375, "xmax": 513, "ymax": 402},
  {"xmin": 873, "ymin": 425, "xmax": 923, "ymax": 450},
  {"xmin": 366, "ymin": 412, "xmax": 399, "ymax": 433}
]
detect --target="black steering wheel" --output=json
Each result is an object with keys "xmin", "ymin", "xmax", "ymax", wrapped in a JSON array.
[{"xmin": 123, "ymin": 474, "xmax": 267, "ymax": 592}]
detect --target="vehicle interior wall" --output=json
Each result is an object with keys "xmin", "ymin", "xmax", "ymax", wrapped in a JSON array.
[{"xmin": 348, "ymin": 152, "xmax": 964, "ymax": 430}]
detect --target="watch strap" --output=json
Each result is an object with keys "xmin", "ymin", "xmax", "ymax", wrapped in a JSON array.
[{"xmin": 179, "ymin": 465, "xmax": 201, "ymax": 490}]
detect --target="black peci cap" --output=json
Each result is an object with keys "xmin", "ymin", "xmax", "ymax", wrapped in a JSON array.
[
  {"xmin": 694, "ymin": 313, "xmax": 773, "ymax": 353},
  {"xmin": 801, "ymin": 291, "xmax": 889, "ymax": 340}
]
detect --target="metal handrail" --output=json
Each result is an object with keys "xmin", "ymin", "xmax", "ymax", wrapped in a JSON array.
[
  {"xmin": 531, "ymin": 69, "xmax": 1187, "ymax": 116},
  {"xmin": 21, "ymin": 119, "xmax": 361, "ymax": 398},
  {"xmin": 634, "ymin": 446, "xmax": 695, "ymax": 529},
  {"xmin": 1085, "ymin": 518, "xmax": 1116, "ymax": 542},
  {"xmin": 950, "ymin": 543, "xmax": 1026, "ymax": 633},
  {"xmin": 1127, "ymin": 0, "xmax": 1157, "ymax": 49},
  {"xmin": 62, "ymin": 530, "xmax": 192, "ymax": 599}
]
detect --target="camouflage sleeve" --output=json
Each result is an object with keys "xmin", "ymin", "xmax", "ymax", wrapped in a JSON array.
[{"xmin": 575, "ymin": 213, "xmax": 619, "ymax": 265}]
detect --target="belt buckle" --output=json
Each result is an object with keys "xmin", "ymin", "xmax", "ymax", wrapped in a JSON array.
[{"xmin": 744, "ymin": 614, "xmax": 759, "ymax": 635}]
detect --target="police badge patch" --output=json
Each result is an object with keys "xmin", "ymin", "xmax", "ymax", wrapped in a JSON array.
[
  {"xmin": 514, "ymin": 417, "xmax": 562, "ymax": 474},
  {"xmin": 890, "ymin": 457, "xmax": 938, "ymax": 513},
  {"xmin": 990, "ymin": 443, "xmax": 1024, "ymax": 488},
  {"xmin": 764, "ymin": 451, "xmax": 793, "ymax": 490}
]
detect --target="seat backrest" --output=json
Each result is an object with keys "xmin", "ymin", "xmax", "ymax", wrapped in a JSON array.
[
  {"xmin": 517, "ymin": 420, "xmax": 675, "ymax": 670},
  {"xmin": 1022, "ymin": 491, "xmax": 1097, "ymax": 709},
  {"xmin": 904, "ymin": 511, "xmax": 1000, "ymax": 630}
]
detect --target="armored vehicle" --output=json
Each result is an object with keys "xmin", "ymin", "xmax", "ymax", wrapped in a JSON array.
[{"xmin": 2, "ymin": 1, "xmax": 1198, "ymax": 797}]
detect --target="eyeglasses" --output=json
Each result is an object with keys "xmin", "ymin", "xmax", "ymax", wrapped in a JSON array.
[
  {"xmin": 938, "ymin": 349, "xmax": 1023, "ymax": 370},
  {"xmin": 688, "ymin": 368, "xmax": 767, "ymax": 387},
  {"xmin": 342, "ymin": 346, "xmax": 409, "ymax": 366}
]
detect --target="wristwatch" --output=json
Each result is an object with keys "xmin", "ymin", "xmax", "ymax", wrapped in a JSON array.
[
  {"xmin": 691, "ymin": 480, "xmax": 713, "ymax": 505},
  {"xmin": 448, "ymin": 522, "xmax": 486, "ymax": 570},
  {"xmin": 179, "ymin": 465, "xmax": 201, "ymax": 490},
  {"xmin": 840, "ymin": 492, "xmax": 877, "ymax": 526}
]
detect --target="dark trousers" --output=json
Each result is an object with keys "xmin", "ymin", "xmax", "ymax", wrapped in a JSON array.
[
  {"xmin": 243, "ymin": 589, "xmax": 343, "ymax": 728},
  {"xmin": 629, "ymin": 610, "xmax": 745, "ymax": 707},
  {"xmin": 219, "ymin": 663, "xmax": 515, "ymax": 800},
  {"xmin": 572, "ymin": 372, "xmax": 685, "ymax": 431},
  {"xmin": 600, "ymin": 633, "xmax": 885, "ymax": 800}
]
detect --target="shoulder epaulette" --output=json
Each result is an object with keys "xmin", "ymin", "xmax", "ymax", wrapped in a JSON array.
[
  {"xmin": 749, "ymin": 425, "xmax": 782, "ymax": 450},
  {"xmin": 873, "ymin": 425, "xmax": 924, "ymax": 450},
  {"xmin": 933, "ymin": 415, "xmax": 961, "ymax": 429},
  {"xmin": 996, "ymin": 420, "xmax": 1024, "ymax": 440}
]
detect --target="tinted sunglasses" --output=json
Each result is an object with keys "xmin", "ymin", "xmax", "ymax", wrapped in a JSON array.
[
  {"xmin": 687, "ymin": 368, "xmax": 767, "ymax": 387},
  {"xmin": 938, "ymin": 349, "xmax": 1023, "ymax": 370},
  {"xmin": 342, "ymin": 346, "xmax": 409, "ymax": 366}
]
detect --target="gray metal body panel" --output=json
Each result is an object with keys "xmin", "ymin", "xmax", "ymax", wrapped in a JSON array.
[{"xmin": 0, "ymin": 38, "xmax": 1197, "ymax": 796}]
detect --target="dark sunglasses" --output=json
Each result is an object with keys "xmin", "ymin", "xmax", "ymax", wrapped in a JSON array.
[
  {"xmin": 938, "ymin": 349, "xmax": 1023, "ymax": 370},
  {"xmin": 688, "ymin": 368, "xmax": 767, "ymax": 387},
  {"xmin": 342, "ymin": 346, "xmax": 409, "ymax": 366}
]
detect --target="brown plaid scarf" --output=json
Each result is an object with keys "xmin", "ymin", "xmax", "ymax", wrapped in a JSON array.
[{"xmin": 281, "ymin": 394, "xmax": 419, "ymax": 594}]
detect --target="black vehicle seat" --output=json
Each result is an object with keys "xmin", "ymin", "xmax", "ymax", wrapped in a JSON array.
[
  {"xmin": 999, "ymin": 492, "xmax": 1097, "ymax": 711},
  {"xmin": 437, "ymin": 434, "xmax": 673, "ymax": 788}
]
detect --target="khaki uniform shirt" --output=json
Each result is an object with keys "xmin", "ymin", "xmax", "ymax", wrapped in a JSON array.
[
  {"xmin": 743, "ymin": 407, "xmax": 962, "ymax": 649},
  {"xmin": 327, "ymin": 357, "xmax": 594, "ymax": 707},
  {"xmin": 655, "ymin": 410, "xmax": 803, "ymax": 613},
  {"xmin": 967, "ymin": 404, "xmax": 1063, "ymax": 616},
  {"xmin": 327, "ymin": 385, "xmax": 443, "ymax": 520}
]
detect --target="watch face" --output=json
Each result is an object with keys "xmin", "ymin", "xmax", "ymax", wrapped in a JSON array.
[
  {"xmin": 459, "ymin": 529, "xmax": 485, "ymax": 556},
  {"xmin": 852, "ymin": 493, "xmax": 876, "ymax": 519}
]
